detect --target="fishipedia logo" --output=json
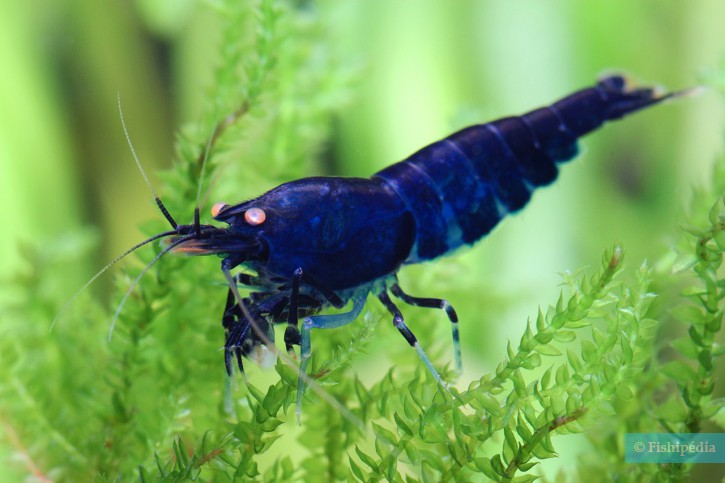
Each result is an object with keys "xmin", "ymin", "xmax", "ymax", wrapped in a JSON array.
[{"xmin": 626, "ymin": 434, "xmax": 725, "ymax": 463}]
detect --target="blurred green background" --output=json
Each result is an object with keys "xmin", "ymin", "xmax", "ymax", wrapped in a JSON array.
[{"xmin": 1, "ymin": 0, "xmax": 724, "ymax": 479}]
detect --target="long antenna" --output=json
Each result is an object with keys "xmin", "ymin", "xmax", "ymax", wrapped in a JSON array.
[
  {"xmin": 51, "ymin": 97, "xmax": 183, "ymax": 332},
  {"xmin": 49, "ymin": 229, "xmax": 178, "ymax": 332},
  {"xmin": 108, "ymin": 234, "xmax": 194, "ymax": 341},
  {"xmin": 117, "ymin": 93, "xmax": 178, "ymax": 229}
]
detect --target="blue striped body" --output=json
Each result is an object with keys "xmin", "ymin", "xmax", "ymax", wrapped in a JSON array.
[
  {"xmin": 374, "ymin": 76, "xmax": 664, "ymax": 261},
  {"xmin": 205, "ymin": 76, "xmax": 673, "ymax": 291}
]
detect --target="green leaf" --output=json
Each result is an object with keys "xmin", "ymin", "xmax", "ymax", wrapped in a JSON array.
[
  {"xmin": 708, "ymin": 197, "xmax": 722, "ymax": 225},
  {"xmin": 420, "ymin": 450, "xmax": 444, "ymax": 471},
  {"xmin": 620, "ymin": 335, "xmax": 633, "ymax": 363},
  {"xmin": 262, "ymin": 384, "xmax": 288, "ymax": 416},
  {"xmin": 552, "ymin": 330, "xmax": 576, "ymax": 343},
  {"xmin": 550, "ymin": 393, "xmax": 566, "ymax": 415},
  {"xmin": 175, "ymin": 437, "xmax": 190, "ymax": 468},
  {"xmin": 522, "ymin": 352, "xmax": 542, "ymax": 369},
  {"xmin": 247, "ymin": 383, "xmax": 265, "ymax": 404},
  {"xmin": 530, "ymin": 436, "xmax": 557, "ymax": 459},
  {"xmin": 504, "ymin": 425, "xmax": 519, "ymax": 455},
  {"xmin": 260, "ymin": 418, "xmax": 284, "ymax": 432},
  {"xmin": 712, "ymin": 407, "xmax": 725, "ymax": 430},
  {"xmin": 555, "ymin": 364, "xmax": 570, "ymax": 385},
  {"xmin": 580, "ymin": 340, "xmax": 597, "ymax": 363},
  {"xmin": 402, "ymin": 394, "xmax": 420, "ymax": 419},
  {"xmin": 154, "ymin": 452, "xmax": 167, "ymax": 477},
  {"xmin": 680, "ymin": 223, "xmax": 707, "ymax": 238},
  {"xmin": 138, "ymin": 465, "xmax": 152, "ymax": 482},
  {"xmin": 536, "ymin": 344, "xmax": 562, "ymax": 357},
  {"xmin": 707, "ymin": 314, "xmax": 722, "ymax": 333},
  {"xmin": 475, "ymin": 457, "xmax": 502, "ymax": 481},
  {"xmin": 535, "ymin": 332, "xmax": 554, "ymax": 344},
  {"xmin": 660, "ymin": 360, "xmax": 697, "ymax": 383},
  {"xmin": 355, "ymin": 446, "xmax": 378, "ymax": 471},
  {"xmin": 585, "ymin": 376, "xmax": 601, "ymax": 400},
  {"xmin": 540, "ymin": 366, "xmax": 553, "ymax": 390},
  {"xmin": 349, "ymin": 457, "xmax": 364, "ymax": 481},
  {"xmin": 713, "ymin": 343, "xmax": 725, "ymax": 357},
  {"xmin": 639, "ymin": 317, "xmax": 659, "ymax": 330},
  {"xmin": 372, "ymin": 422, "xmax": 398, "ymax": 447},
  {"xmin": 690, "ymin": 325, "xmax": 707, "ymax": 347},
  {"xmin": 234, "ymin": 422, "xmax": 256, "ymax": 444},
  {"xmin": 565, "ymin": 393, "xmax": 581, "ymax": 413},
  {"xmin": 383, "ymin": 454, "xmax": 397, "ymax": 481},
  {"xmin": 522, "ymin": 405, "xmax": 539, "ymax": 428},
  {"xmin": 511, "ymin": 370, "xmax": 527, "ymax": 395},
  {"xmin": 702, "ymin": 398, "xmax": 725, "ymax": 418},
  {"xmin": 476, "ymin": 393, "xmax": 503, "ymax": 415},
  {"xmin": 714, "ymin": 230, "xmax": 725, "ymax": 251},
  {"xmin": 393, "ymin": 412, "xmax": 413, "ymax": 437},
  {"xmin": 513, "ymin": 475, "xmax": 540, "ymax": 483},
  {"xmin": 518, "ymin": 460, "xmax": 538, "ymax": 472},
  {"xmin": 615, "ymin": 384, "xmax": 634, "ymax": 401},
  {"xmin": 520, "ymin": 321, "xmax": 535, "ymax": 350},
  {"xmin": 591, "ymin": 327, "xmax": 606, "ymax": 346},
  {"xmin": 672, "ymin": 305, "xmax": 705, "ymax": 325},
  {"xmin": 536, "ymin": 309, "xmax": 546, "ymax": 332},
  {"xmin": 490, "ymin": 454, "xmax": 507, "ymax": 478},
  {"xmin": 698, "ymin": 348, "xmax": 714, "ymax": 371},
  {"xmin": 540, "ymin": 433, "xmax": 557, "ymax": 455},
  {"xmin": 566, "ymin": 319, "xmax": 592, "ymax": 329},
  {"xmin": 672, "ymin": 336, "xmax": 699, "ymax": 360},
  {"xmin": 567, "ymin": 349, "xmax": 584, "ymax": 372},
  {"xmin": 516, "ymin": 419, "xmax": 533, "ymax": 442}
]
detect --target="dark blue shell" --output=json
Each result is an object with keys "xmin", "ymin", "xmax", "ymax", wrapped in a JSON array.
[
  {"xmin": 215, "ymin": 177, "xmax": 414, "ymax": 290},
  {"xmin": 374, "ymin": 75, "xmax": 669, "ymax": 261},
  {"xmin": 210, "ymin": 75, "xmax": 674, "ymax": 291}
]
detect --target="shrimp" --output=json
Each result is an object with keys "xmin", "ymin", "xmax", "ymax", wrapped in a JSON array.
[{"xmin": 83, "ymin": 75, "xmax": 690, "ymax": 417}]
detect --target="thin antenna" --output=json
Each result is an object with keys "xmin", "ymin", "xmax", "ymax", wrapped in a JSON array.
[
  {"xmin": 108, "ymin": 234, "xmax": 193, "ymax": 341},
  {"xmin": 117, "ymin": 92, "xmax": 178, "ymax": 229},
  {"xmin": 50, "ymin": 229, "xmax": 178, "ymax": 332}
]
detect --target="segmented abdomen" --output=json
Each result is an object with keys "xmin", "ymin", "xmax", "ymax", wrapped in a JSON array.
[{"xmin": 374, "ymin": 75, "xmax": 671, "ymax": 261}]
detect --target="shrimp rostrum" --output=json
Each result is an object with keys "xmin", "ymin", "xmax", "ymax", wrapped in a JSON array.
[{"xmin": 126, "ymin": 75, "xmax": 685, "ymax": 414}]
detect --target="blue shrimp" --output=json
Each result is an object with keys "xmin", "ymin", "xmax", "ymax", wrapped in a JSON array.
[{"xmin": 129, "ymin": 75, "xmax": 684, "ymax": 416}]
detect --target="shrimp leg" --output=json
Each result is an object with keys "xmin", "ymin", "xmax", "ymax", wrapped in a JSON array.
[
  {"xmin": 390, "ymin": 282, "xmax": 461, "ymax": 374},
  {"xmin": 297, "ymin": 295, "xmax": 367, "ymax": 421},
  {"xmin": 377, "ymin": 291, "xmax": 445, "ymax": 386}
]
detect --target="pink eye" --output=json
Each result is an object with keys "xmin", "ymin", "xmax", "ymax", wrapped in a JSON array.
[
  {"xmin": 245, "ymin": 207, "xmax": 266, "ymax": 226},
  {"xmin": 211, "ymin": 202, "xmax": 229, "ymax": 217}
]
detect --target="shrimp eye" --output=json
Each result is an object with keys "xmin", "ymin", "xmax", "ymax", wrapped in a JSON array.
[
  {"xmin": 211, "ymin": 202, "xmax": 229, "ymax": 218},
  {"xmin": 245, "ymin": 207, "xmax": 266, "ymax": 226}
]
